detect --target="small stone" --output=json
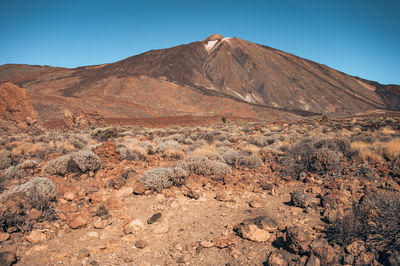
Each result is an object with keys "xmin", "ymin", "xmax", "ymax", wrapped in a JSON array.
[
  {"xmin": 268, "ymin": 250, "xmax": 299, "ymax": 266},
  {"xmin": 215, "ymin": 191, "xmax": 231, "ymax": 202},
  {"xmin": 0, "ymin": 232, "xmax": 10, "ymax": 242},
  {"xmin": 135, "ymin": 240, "xmax": 148, "ymax": 249},
  {"xmin": 200, "ymin": 241, "xmax": 214, "ymax": 248},
  {"xmin": 67, "ymin": 212, "xmax": 88, "ymax": 229},
  {"xmin": 254, "ymin": 215, "xmax": 278, "ymax": 232},
  {"xmin": 87, "ymin": 232, "xmax": 99, "ymax": 238},
  {"xmin": 123, "ymin": 219, "xmax": 144, "ymax": 234},
  {"xmin": 310, "ymin": 238, "xmax": 335, "ymax": 264},
  {"xmin": 147, "ymin": 212, "xmax": 162, "ymax": 224},
  {"xmin": 26, "ymin": 229, "xmax": 47, "ymax": 244},
  {"xmin": 290, "ymin": 191, "xmax": 312, "ymax": 208},
  {"xmin": 237, "ymin": 224, "xmax": 270, "ymax": 242},
  {"xmin": 306, "ymin": 255, "xmax": 321, "ymax": 266},
  {"xmin": 105, "ymin": 196, "xmax": 123, "ymax": 211},
  {"xmin": 286, "ymin": 226, "xmax": 311, "ymax": 254},
  {"xmin": 162, "ymin": 188, "xmax": 176, "ymax": 197},
  {"xmin": 133, "ymin": 182, "xmax": 145, "ymax": 195},
  {"xmin": 0, "ymin": 250, "xmax": 17, "ymax": 266},
  {"xmin": 93, "ymin": 218, "xmax": 109, "ymax": 229},
  {"xmin": 212, "ymin": 236, "xmax": 238, "ymax": 248},
  {"xmin": 27, "ymin": 208, "xmax": 42, "ymax": 221},
  {"xmin": 64, "ymin": 191, "xmax": 75, "ymax": 201},
  {"xmin": 116, "ymin": 187, "xmax": 133, "ymax": 198},
  {"xmin": 248, "ymin": 199, "xmax": 263, "ymax": 208}
]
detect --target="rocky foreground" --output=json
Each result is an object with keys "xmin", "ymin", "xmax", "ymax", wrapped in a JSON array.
[{"xmin": 1, "ymin": 113, "xmax": 400, "ymax": 265}]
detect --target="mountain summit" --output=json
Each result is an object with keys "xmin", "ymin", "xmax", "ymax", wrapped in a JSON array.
[{"xmin": 0, "ymin": 35, "xmax": 399, "ymax": 127}]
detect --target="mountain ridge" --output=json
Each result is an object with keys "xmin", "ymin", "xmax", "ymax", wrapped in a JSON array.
[{"xmin": 0, "ymin": 34, "xmax": 399, "ymax": 128}]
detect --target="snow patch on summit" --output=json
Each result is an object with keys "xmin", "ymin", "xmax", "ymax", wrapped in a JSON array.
[{"xmin": 205, "ymin": 40, "xmax": 218, "ymax": 51}]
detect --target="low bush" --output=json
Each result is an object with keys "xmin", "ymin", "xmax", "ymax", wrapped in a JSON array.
[
  {"xmin": 0, "ymin": 177, "xmax": 56, "ymax": 232},
  {"xmin": 283, "ymin": 138, "xmax": 342, "ymax": 177},
  {"xmin": 177, "ymin": 156, "xmax": 231, "ymax": 176},
  {"xmin": 43, "ymin": 151, "xmax": 100, "ymax": 175},
  {"xmin": 325, "ymin": 190, "xmax": 400, "ymax": 261},
  {"xmin": 237, "ymin": 154, "xmax": 263, "ymax": 169},
  {"xmin": 3, "ymin": 166, "xmax": 24, "ymax": 181},
  {"xmin": 19, "ymin": 159, "xmax": 41, "ymax": 170},
  {"xmin": 90, "ymin": 126, "xmax": 119, "ymax": 141},
  {"xmin": 0, "ymin": 150, "xmax": 12, "ymax": 170},
  {"xmin": 138, "ymin": 167, "xmax": 188, "ymax": 192}
]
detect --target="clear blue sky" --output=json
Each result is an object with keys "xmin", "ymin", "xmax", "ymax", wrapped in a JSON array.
[{"xmin": 1, "ymin": 0, "xmax": 399, "ymax": 84}]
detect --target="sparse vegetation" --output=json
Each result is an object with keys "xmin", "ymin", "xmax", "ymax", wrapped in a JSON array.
[
  {"xmin": 177, "ymin": 156, "xmax": 231, "ymax": 176},
  {"xmin": 43, "ymin": 151, "xmax": 100, "ymax": 175},
  {"xmin": 325, "ymin": 190, "xmax": 400, "ymax": 262},
  {"xmin": 138, "ymin": 167, "xmax": 188, "ymax": 192}
]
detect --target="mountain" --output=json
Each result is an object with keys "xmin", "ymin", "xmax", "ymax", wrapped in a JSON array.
[{"xmin": 0, "ymin": 34, "xmax": 399, "ymax": 127}]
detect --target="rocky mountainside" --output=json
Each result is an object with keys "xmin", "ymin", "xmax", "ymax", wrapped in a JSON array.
[
  {"xmin": 0, "ymin": 34, "xmax": 399, "ymax": 127},
  {"xmin": 0, "ymin": 82, "xmax": 38, "ymax": 131}
]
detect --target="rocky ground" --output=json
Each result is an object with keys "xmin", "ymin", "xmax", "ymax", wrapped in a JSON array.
[{"xmin": 1, "ymin": 113, "xmax": 400, "ymax": 265}]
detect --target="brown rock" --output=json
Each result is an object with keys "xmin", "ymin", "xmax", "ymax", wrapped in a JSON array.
[
  {"xmin": 254, "ymin": 215, "xmax": 278, "ymax": 232},
  {"xmin": 63, "ymin": 191, "xmax": 75, "ymax": 201},
  {"xmin": 200, "ymin": 241, "xmax": 214, "ymax": 248},
  {"xmin": 135, "ymin": 240, "xmax": 148, "ymax": 249},
  {"xmin": 162, "ymin": 188, "xmax": 176, "ymax": 197},
  {"xmin": 133, "ymin": 182, "xmax": 145, "ymax": 195},
  {"xmin": 215, "ymin": 191, "xmax": 232, "ymax": 202},
  {"xmin": 0, "ymin": 82, "xmax": 38, "ymax": 131},
  {"xmin": 286, "ymin": 226, "xmax": 311, "ymax": 254},
  {"xmin": 0, "ymin": 232, "xmax": 10, "ymax": 242},
  {"xmin": 0, "ymin": 249, "xmax": 17, "ymax": 266},
  {"xmin": 306, "ymin": 255, "xmax": 321, "ymax": 266},
  {"xmin": 267, "ymin": 250, "xmax": 299, "ymax": 266},
  {"xmin": 212, "ymin": 236, "xmax": 238, "ymax": 248},
  {"xmin": 93, "ymin": 218, "xmax": 110, "ymax": 229},
  {"xmin": 93, "ymin": 142, "xmax": 119, "ymax": 164},
  {"xmin": 67, "ymin": 211, "xmax": 89, "ymax": 229},
  {"xmin": 147, "ymin": 212, "xmax": 162, "ymax": 224},
  {"xmin": 309, "ymin": 238, "xmax": 335, "ymax": 264},
  {"xmin": 105, "ymin": 196, "xmax": 123, "ymax": 211},
  {"xmin": 248, "ymin": 199, "xmax": 263, "ymax": 208},
  {"xmin": 27, "ymin": 208, "xmax": 42, "ymax": 221},
  {"xmin": 26, "ymin": 229, "xmax": 47, "ymax": 244},
  {"xmin": 237, "ymin": 224, "xmax": 270, "ymax": 242}
]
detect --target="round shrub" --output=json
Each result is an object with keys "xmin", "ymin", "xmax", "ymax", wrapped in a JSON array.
[
  {"xmin": 177, "ymin": 156, "xmax": 231, "ymax": 176},
  {"xmin": 238, "ymin": 154, "xmax": 263, "ymax": 169},
  {"xmin": 0, "ymin": 150, "xmax": 12, "ymax": 170},
  {"xmin": 138, "ymin": 167, "xmax": 188, "ymax": 192}
]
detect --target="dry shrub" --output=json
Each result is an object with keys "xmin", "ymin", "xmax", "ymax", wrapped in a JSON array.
[
  {"xmin": 381, "ymin": 138, "xmax": 400, "ymax": 161},
  {"xmin": 138, "ymin": 167, "xmax": 188, "ymax": 192},
  {"xmin": 90, "ymin": 126, "xmax": 120, "ymax": 141},
  {"xmin": 43, "ymin": 151, "xmax": 100, "ymax": 175},
  {"xmin": 0, "ymin": 177, "xmax": 56, "ymax": 232},
  {"xmin": 238, "ymin": 154, "xmax": 263, "ymax": 169},
  {"xmin": 3, "ymin": 166, "xmax": 24, "ymax": 181},
  {"xmin": 191, "ymin": 143, "xmax": 216, "ymax": 156},
  {"xmin": 284, "ymin": 138, "xmax": 342, "ymax": 177},
  {"xmin": 0, "ymin": 150, "xmax": 12, "ymax": 170},
  {"xmin": 381, "ymin": 126, "xmax": 396, "ymax": 135},
  {"xmin": 325, "ymin": 190, "xmax": 400, "ymax": 261},
  {"xmin": 238, "ymin": 143, "xmax": 260, "ymax": 155},
  {"xmin": 351, "ymin": 141, "xmax": 384, "ymax": 164},
  {"xmin": 177, "ymin": 156, "xmax": 231, "ymax": 176},
  {"xmin": 19, "ymin": 159, "xmax": 41, "ymax": 170}
]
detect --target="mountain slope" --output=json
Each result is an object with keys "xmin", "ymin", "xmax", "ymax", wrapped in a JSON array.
[{"xmin": 0, "ymin": 34, "xmax": 399, "ymax": 127}]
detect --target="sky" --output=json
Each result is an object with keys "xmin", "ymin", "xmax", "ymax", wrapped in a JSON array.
[{"xmin": 0, "ymin": 0, "xmax": 399, "ymax": 84}]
